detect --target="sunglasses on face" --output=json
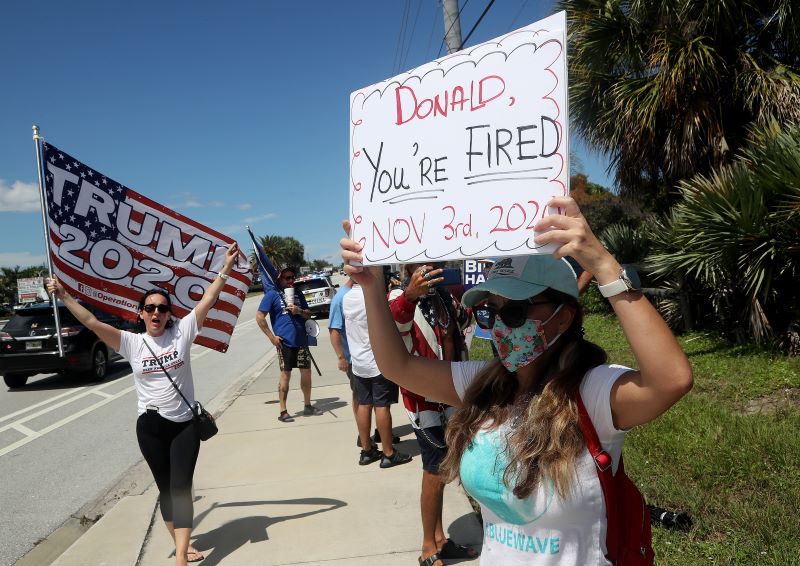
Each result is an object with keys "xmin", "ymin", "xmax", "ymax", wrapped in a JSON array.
[
  {"xmin": 142, "ymin": 303, "xmax": 170, "ymax": 314},
  {"xmin": 474, "ymin": 299, "xmax": 552, "ymax": 329}
]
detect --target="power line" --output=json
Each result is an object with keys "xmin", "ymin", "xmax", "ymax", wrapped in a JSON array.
[
  {"xmin": 508, "ymin": 0, "xmax": 531, "ymax": 32},
  {"xmin": 459, "ymin": 0, "xmax": 496, "ymax": 50},
  {"xmin": 400, "ymin": 0, "xmax": 424, "ymax": 71},
  {"xmin": 424, "ymin": 0, "xmax": 440, "ymax": 61},
  {"xmin": 392, "ymin": 0, "xmax": 411, "ymax": 74}
]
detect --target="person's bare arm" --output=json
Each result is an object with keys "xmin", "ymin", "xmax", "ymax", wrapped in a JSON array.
[
  {"xmin": 46, "ymin": 276, "xmax": 121, "ymax": 351},
  {"xmin": 195, "ymin": 243, "xmax": 239, "ymax": 329},
  {"xmin": 329, "ymin": 328, "xmax": 349, "ymax": 372},
  {"xmin": 534, "ymin": 197, "xmax": 693, "ymax": 429},
  {"xmin": 255, "ymin": 310, "xmax": 280, "ymax": 347}
]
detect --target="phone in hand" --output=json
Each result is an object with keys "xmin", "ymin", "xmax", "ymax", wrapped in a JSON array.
[{"xmin": 432, "ymin": 267, "xmax": 461, "ymax": 287}]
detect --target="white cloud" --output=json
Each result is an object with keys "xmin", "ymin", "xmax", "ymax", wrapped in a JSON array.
[
  {"xmin": 168, "ymin": 192, "xmax": 251, "ymax": 211},
  {"xmin": 0, "ymin": 251, "xmax": 47, "ymax": 269},
  {"xmin": 216, "ymin": 211, "xmax": 278, "ymax": 238},
  {"xmin": 0, "ymin": 179, "xmax": 40, "ymax": 212},
  {"xmin": 242, "ymin": 213, "xmax": 277, "ymax": 224}
]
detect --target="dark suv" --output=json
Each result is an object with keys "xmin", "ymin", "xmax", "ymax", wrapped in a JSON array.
[
  {"xmin": 0, "ymin": 302, "xmax": 132, "ymax": 388},
  {"xmin": 293, "ymin": 275, "xmax": 338, "ymax": 318}
]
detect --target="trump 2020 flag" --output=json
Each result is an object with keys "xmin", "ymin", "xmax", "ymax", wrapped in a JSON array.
[{"xmin": 42, "ymin": 142, "xmax": 252, "ymax": 352}]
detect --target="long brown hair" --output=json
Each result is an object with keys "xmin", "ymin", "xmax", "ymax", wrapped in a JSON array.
[{"xmin": 439, "ymin": 289, "xmax": 607, "ymax": 500}]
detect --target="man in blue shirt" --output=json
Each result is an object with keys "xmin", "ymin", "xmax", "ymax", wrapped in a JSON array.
[{"xmin": 256, "ymin": 266, "xmax": 322, "ymax": 422}]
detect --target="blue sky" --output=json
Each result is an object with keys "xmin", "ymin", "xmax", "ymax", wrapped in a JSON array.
[{"xmin": 0, "ymin": 0, "xmax": 612, "ymax": 269}]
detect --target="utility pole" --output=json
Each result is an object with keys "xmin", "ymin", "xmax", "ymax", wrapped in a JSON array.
[{"xmin": 441, "ymin": 0, "xmax": 463, "ymax": 54}]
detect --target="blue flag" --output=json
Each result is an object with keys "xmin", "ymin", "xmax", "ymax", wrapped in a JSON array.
[{"xmin": 247, "ymin": 227, "xmax": 279, "ymax": 294}]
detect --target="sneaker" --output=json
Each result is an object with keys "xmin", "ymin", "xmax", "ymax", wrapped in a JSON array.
[
  {"xmin": 379, "ymin": 448, "xmax": 412, "ymax": 468},
  {"xmin": 303, "ymin": 404, "xmax": 323, "ymax": 416},
  {"xmin": 358, "ymin": 446, "xmax": 383, "ymax": 466},
  {"xmin": 278, "ymin": 410, "xmax": 294, "ymax": 423}
]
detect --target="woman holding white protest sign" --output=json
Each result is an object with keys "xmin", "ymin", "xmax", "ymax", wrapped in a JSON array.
[
  {"xmin": 340, "ymin": 197, "xmax": 692, "ymax": 565},
  {"xmin": 47, "ymin": 242, "xmax": 240, "ymax": 566}
]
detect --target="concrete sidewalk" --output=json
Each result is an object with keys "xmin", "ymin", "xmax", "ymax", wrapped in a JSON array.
[{"xmin": 50, "ymin": 340, "xmax": 483, "ymax": 565}]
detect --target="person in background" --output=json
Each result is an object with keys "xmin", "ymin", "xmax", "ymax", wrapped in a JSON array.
[
  {"xmin": 389, "ymin": 262, "xmax": 478, "ymax": 566},
  {"xmin": 331, "ymin": 275, "xmax": 400, "ymax": 448},
  {"xmin": 256, "ymin": 266, "xmax": 322, "ymax": 422},
  {"xmin": 344, "ymin": 279, "xmax": 412, "ymax": 469},
  {"xmin": 328, "ymin": 276, "xmax": 354, "ymax": 408},
  {"xmin": 47, "ymin": 244, "xmax": 240, "ymax": 566},
  {"xmin": 340, "ymin": 196, "xmax": 693, "ymax": 565}
]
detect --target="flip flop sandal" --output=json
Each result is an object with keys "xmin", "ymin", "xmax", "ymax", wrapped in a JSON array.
[
  {"xmin": 187, "ymin": 550, "xmax": 205, "ymax": 562},
  {"xmin": 418, "ymin": 553, "xmax": 443, "ymax": 566},
  {"xmin": 439, "ymin": 538, "xmax": 479, "ymax": 559}
]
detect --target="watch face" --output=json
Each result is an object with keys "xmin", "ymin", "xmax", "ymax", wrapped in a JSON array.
[{"xmin": 622, "ymin": 267, "xmax": 641, "ymax": 290}]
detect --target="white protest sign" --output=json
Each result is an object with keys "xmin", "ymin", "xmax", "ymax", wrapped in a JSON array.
[{"xmin": 349, "ymin": 11, "xmax": 568, "ymax": 265}]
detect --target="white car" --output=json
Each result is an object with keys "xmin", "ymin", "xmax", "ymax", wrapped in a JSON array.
[{"xmin": 293, "ymin": 275, "xmax": 338, "ymax": 318}]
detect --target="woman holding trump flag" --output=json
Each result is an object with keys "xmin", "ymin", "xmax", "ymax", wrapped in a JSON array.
[
  {"xmin": 47, "ymin": 242, "xmax": 240, "ymax": 566},
  {"xmin": 340, "ymin": 197, "xmax": 692, "ymax": 565}
]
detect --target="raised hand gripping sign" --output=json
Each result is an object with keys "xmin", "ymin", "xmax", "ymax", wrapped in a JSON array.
[{"xmin": 349, "ymin": 12, "xmax": 568, "ymax": 265}]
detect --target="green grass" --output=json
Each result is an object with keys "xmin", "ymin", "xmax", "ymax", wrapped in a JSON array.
[{"xmin": 470, "ymin": 315, "xmax": 800, "ymax": 565}]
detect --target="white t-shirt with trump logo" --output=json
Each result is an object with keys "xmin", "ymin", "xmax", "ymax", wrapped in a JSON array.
[
  {"xmin": 452, "ymin": 361, "xmax": 630, "ymax": 565},
  {"xmin": 119, "ymin": 311, "xmax": 199, "ymax": 422}
]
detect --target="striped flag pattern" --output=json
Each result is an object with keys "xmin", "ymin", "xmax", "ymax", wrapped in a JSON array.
[{"xmin": 42, "ymin": 142, "xmax": 253, "ymax": 352}]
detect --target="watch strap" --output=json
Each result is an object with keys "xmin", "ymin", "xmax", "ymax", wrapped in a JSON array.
[{"xmin": 598, "ymin": 276, "xmax": 629, "ymax": 298}]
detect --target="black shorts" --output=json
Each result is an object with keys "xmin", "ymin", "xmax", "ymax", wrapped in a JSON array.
[
  {"xmin": 414, "ymin": 425, "xmax": 448, "ymax": 474},
  {"xmin": 277, "ymin": 343, "xmax": 310, "ymax": 371},
  {"xmin": 353, "ymin": 374, "xmax": 395, "ymax": 407}
]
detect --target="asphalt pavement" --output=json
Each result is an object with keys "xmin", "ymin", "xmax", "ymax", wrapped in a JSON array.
[{"xmin": 32, "ymin": 313, "xmax": 483, "ymax": 565}]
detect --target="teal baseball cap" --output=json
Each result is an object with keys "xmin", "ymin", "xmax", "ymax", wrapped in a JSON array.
[{"xmin": 461, "ymin": 255, "xmax": 579, "ymax": 307}]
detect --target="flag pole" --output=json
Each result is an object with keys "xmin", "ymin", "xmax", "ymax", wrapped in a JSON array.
[
  {"xmin": 247, "ymin": 227, "xmax": 321, "ymax": 376},
  {"xmin": 32, "ymin": 125, "xmax": 64, "ymax": 357}
]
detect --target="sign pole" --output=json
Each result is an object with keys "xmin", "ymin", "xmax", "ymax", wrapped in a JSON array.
[{"xmin": 32, "ymin": 125, "xmax": 64, "ymax": 357}]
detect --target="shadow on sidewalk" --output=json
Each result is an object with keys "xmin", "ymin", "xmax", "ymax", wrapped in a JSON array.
[
  {"xmin": 186, "ymin": 497, "xmax": 346, "ymax": 565},
  {"xmin": 263, "ymin": 396, "xmax": 349, "ymax": 415}
]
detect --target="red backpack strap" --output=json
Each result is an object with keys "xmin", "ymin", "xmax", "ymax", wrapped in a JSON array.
[{"xmin": 576, "ymin": 392, "xmax": 620, "ymax": 563}]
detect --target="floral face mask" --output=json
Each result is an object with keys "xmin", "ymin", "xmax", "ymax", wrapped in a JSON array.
[{"xmin": 491, "ymin": 304, "xmax": 563, "ymax": 372}]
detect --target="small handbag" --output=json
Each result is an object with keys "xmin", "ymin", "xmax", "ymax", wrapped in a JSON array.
[{"xmin": 143, "ymin": 339, "xmax": 218, "ymax": 441}]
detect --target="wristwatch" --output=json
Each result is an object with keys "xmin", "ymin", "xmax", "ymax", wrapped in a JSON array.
[{"xmin": 598, "ymin": 265, "xmax": 641, "ymax": 298}]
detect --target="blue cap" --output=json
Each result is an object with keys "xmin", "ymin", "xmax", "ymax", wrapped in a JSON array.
[{"xmin": 461, "ymin": 255, "xmax": 579, "ymax": 307}]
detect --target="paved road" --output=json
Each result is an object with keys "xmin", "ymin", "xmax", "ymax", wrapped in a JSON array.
[{"xmin": 0, "ymin": 295, "xmax": 271, "ymax": 566}]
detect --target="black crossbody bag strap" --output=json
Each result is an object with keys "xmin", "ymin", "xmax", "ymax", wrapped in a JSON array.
[{"xmin": 143, "ymin": 338, "xmax": 197, "ymax": 417}]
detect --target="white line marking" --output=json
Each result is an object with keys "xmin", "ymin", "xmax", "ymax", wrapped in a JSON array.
[
  {"xmin": 0, "ymin": 385, "xmax": 93, "ymax": 424},
  {"xmin": 91, "ymin": 389, "xmax": 114, "ymax": 398},
  {"xmin": 0, "ymin": 385, "xmax": 136, "ymax": 457},
  {"xmin": 11, "ymin": 423, "xmax": 38, "ymax": 437}
]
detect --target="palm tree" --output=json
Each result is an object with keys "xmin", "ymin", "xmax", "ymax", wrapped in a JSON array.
[
  {"xmin": 646, "ymin": 122, "xmax": 800, "ymax": 342},
  {"xmin": 249, "ymin": 235, "xmax": 306, "ymax": 272},
  {"xmin": 561, "ymin": 0, "xmax": 800, "ymax": 210},
  {"xmin": 280, "ymin": 236, "xmax": 305, "ymax": 269}
]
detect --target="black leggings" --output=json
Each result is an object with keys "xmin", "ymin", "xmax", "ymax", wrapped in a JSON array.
[{"xmin": 136, "ymin": 411, "xmax": 200, "ymax": 529}]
